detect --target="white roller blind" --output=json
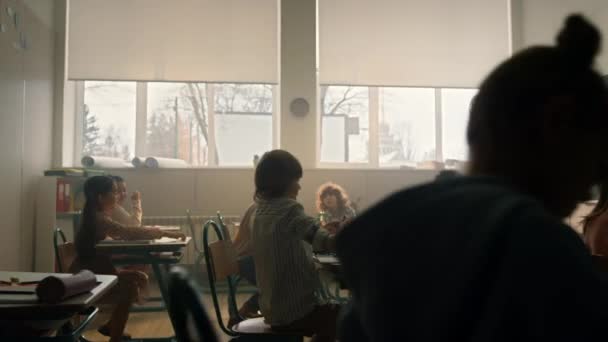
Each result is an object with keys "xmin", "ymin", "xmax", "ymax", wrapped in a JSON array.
[
  {"xmin": 68, "ymin": 0, "xmax": 278, "ymax": 83},
  {"xmin": 519, "ymin": 0, "xmax": 608, "ymax": 72},
  {"xmin": 319, "ymin": 0, "xmax": 510, "ymax": 88}
]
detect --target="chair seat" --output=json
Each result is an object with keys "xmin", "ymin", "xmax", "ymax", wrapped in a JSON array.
[{"xmin": 232, "ymin": 317, "xmax": 306, "ymax": 336}]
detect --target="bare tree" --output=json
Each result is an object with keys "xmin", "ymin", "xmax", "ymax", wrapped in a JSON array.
[
  {"xmin": 181, "ymin": 83, "xmax": 220, "ymax": 165},
  {"xmin": 321, "ymin": 86, "xmax": 367, "ymax": 115}
]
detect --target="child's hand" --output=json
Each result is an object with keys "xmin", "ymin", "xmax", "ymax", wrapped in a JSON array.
[
  {"xmin": 324, "ymin": 221, "xmax": 341, "ymax": 235},
  {"xmin": 131, "ymin": 191, "xmax": 141, "ymax": 202},
  {"xmin": 165, "ymin": 231, "xmax": 186, "ymax": 241}
]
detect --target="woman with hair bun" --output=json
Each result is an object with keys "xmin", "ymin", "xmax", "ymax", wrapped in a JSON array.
[{"xmin": 337, "ymin": 15, "xmax": 608, "ymax": 341}]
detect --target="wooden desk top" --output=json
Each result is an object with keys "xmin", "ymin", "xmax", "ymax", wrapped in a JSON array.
[
  {"xmin": 0, "ymin": 271, "xmax": 117, "ymax": 317},
  {"xmin": 156, "ymin": 225, "xmax": 182, "ymax": 231},
  {"xmin": 96, "ymin": 237, "xmax": 191, "ymax": 253}
]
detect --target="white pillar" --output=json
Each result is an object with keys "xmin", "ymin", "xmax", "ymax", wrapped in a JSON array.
[
  {"xmin": 53, "ymin": 0, "xmax": 75, "ymax": 167},
  {"xmin": 280, "ymin": 0, "xmax": 318, "ymax": 168},
  {"xmin": 508, "ymin": 0, "xmax": 524, "ymax": 54}
]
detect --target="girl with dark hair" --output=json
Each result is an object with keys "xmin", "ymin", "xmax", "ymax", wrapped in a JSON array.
[
  {"xmin": 316, "ymin": 182, "xmax": 355, "ymax": 229},
  {"xmin": 70, "ymin": 176, "xmax": 184, "ymax": 342},
  {"xmin": 251, "ymin": 150, "xmax": 341, "ymax": 342},
  {"xmin": 582, "ymin": 182, "xmax": 608, "ymax": 254},
  {"xmin": 337, "ymin": 15, "xmax": 608, "ymax": 341}
]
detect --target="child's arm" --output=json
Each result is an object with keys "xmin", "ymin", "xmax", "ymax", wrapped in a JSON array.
[
  {"xmin": 100, "ymin": 215, "xmax": 184, "ymax": 241},
  {"xmin": 286, "ymin": 203, "xmax": 336, "ymax": 252},
  {"xmin": 127, "ymin": 191, "xmax": 143, "ymax": 226}
]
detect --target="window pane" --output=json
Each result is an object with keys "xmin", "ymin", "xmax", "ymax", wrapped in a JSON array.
[
  {"xmin": 215, "ymin": 84, "xmax": 273, "ymax": 114},
  {"xmin": 146, "ymin": 82, "xmax": 209, "ymax": 166},
  {"xmin": 441, "ymin": 88, "xmax": 477, "ymax": 162},
  {"xmin": 83, "ymin": 81, "xmax": 136, "ymax": 160},
  {"xmin": 214, "ymin": 84, "xmax": 274, "ymax": 166},
  {"xmin": 379, "ymin": 87, "xmax": 436, "ymax": 167},
  {"xmin": 321, "ymin": 86, "xmax": 369, "ymax": 163}
]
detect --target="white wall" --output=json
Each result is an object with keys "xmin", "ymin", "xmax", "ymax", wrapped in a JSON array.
[
  {"xmin": 0, "ymin": 0, "xmax": 55, "ymax": 270},
  {"xmin": 108, "ymin": 168, "xmax": 437, "ymax": 217},
  {"xmin": 516, "ymin": 0, "xmax": 608, "ymax": 72}
]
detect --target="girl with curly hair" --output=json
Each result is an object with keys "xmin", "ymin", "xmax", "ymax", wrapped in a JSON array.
[{"xmin": 316, "ymin": 182, "xmax": 356, "ymax": 229}]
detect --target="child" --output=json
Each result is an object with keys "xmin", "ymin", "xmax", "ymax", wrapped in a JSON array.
[
  {"xmin": 251, "ymin": 150, "xmax": 341, "ymax": 342},
  {"xmin": 316, "ymin": 182, "xmax": 356, "ymax": 231},
  {"xmin": 70, "ymin": 176, "xmax": 184, "ymax": 342},
  {"xmin": 582, "ymin": 181, "xmax": 608, "ymax": 254},
  {"xmin": 110, "ymin": 175, "xmax": 142, "ymax": 226}
]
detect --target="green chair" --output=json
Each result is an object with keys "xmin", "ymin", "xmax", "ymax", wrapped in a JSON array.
[
  {"xmin": 168, "ymin": 267, "xmax": 219, "ymax": 342},
  {"xmin": 215, "ymin": 211, "xmax": 232, "ymax": 243},
  {"xmin": 53, "ymin": 228, "xmax": 75, "ymax": 273},
  {"xmin": 202, "ymin": 220, "xmax": 304, "ymax": 341}
]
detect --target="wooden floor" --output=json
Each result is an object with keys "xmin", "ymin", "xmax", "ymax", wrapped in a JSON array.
[
  {"xmin": 79, "ymin": 269, "xmax": 339, "ymax": 341},
  {"xmin": 82, "ymin": 292, "xmax": 245, "ymax": 342}
]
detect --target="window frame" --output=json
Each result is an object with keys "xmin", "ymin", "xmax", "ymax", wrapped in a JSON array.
[
  {"xmin": 317, "ymin": 85, "xmax": 475, "ymax": 169},
  {"xmin": 73, "ymin": 80, "xmax": 278, "ymax": 168}
]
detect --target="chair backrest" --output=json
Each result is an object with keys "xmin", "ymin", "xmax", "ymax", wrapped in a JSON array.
[
  {"xmin": 186, "ymin": 209, "xmax": 201, "ymax": 253},
  {"xmin": 208, "ymin": 240, "xmax": 239, "ymax": 280},
  {"xmin": 215, "ymin": 211, "xmax": 233, "ymax": 243},
  {"xmin": 203, "ymin": 220, "xmax": 240, "ymax": 336},
  {"xmin": 54, "ymin": 228, "xmax": 76, "ymax": 273},
  {"xmin": 168, "ymin": 266, "xmax": 220, "ymax": 342}
]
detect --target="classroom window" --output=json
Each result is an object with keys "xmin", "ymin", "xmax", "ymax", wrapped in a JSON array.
[
  {"xmin": 379, "ymin": 87, "xmax": 436, "ymax": 167},
  {"xmin": 320, "ymin": 86, "xmax": 370, "ymax": 163},
  {"xmin": 441, "ymin": 88, "xmax": 477, "ymax": 162},
  {"xmin": 77, "ymin": 81, "xmax": 276, "ymax": 167},
  {"xmin": 214, "ymin": 84, "xmax": 273, "ymax": 166},
  {"xmin": 82, "ymin": 81, "xmax": 137, "ymax": 160},
  {"xmin": 318, "ymin": 85, "xmax": 476, "ymax": 168},
  {"xmin": 146, "ymin": 82, "xmax": 209, "ymax": 166}
]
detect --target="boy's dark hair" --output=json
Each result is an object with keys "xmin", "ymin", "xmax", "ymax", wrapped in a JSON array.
[
  {"xmin": 255, "ymin": 150, "xmax": 303, "ymax": 200},
  {"xmin": 467, "ymin": 15, "xmax": 608, "ymax": 164},
  {"xmin": 111, "ymin": 175, "xmax": 124, "ymax": 183}
]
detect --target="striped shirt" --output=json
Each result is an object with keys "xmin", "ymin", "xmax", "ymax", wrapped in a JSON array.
[{"xmin": 252, "ymin": 197, "xmax": 333, "ymax": 326}]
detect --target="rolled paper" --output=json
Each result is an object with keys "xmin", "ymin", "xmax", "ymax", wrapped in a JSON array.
[
  {"xmin": 132, "ymin": 156, "xmax": 143, "ymax": 168},
  {"xmin": 144, "ymin": 157, "xmax": 189, "ymax": 168},
  {"xmin": 81, "ymin": 156, "xmax": 133, "ymax": 168},
  {"xmin": 36, "ymin": 270, "xmax": 97, "ymax": 304}
]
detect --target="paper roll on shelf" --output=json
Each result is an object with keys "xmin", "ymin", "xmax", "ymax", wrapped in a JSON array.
[
  {"xmin": 81, "ymin": 156, "xmax": 133, "ymax": 168},
  {"xmin": 144, "ymin": 157, "xmax": 189, "ymax": 168},
  {"xmin": 132, "ymin": 156, "xmax": 144, "ymax": 168}
]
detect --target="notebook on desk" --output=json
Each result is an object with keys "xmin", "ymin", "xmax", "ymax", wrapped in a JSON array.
[
  {"xmin": 98, "ymin": 239, "xmax": 153, "ymax": 245},
  {"xmin": 98, "ymin": 237, "xmax": 182, "ymax": 245}
]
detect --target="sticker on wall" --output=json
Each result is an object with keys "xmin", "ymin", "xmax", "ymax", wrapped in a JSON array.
[
  {"xmin": 19, "ymin": 31, "xmax": 27, "ymax": 50},
  {"xmin": 0, "ymin": 23, "xmax": 5, "ymax": 33},
  {"xmin": 12, "ymin": 11, "xmax": 19, "ymax": 29}
]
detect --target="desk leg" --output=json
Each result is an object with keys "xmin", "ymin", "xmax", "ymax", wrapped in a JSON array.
[
  {"xmin": 152, "ymin": 263, "xmax": 178, "ymax": 337},
  {"xmin": 151, "ymin": 263, "xmax": 170, "ymax": 305}
]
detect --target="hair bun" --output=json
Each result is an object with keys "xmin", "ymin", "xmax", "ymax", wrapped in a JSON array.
[{"xmin": 556, "ymin": 14, "xmax": 601, "ymax": 68}]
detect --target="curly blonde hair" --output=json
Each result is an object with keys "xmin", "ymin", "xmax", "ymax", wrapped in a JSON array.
[{"xmin": 316, "ymin": 182, "xmax": 351, "ymax": 213}]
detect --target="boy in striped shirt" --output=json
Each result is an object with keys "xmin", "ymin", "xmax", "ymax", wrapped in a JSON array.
[{"xmin": 251, "ymin": 150, "xmax": 341, "ymax": 342}]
